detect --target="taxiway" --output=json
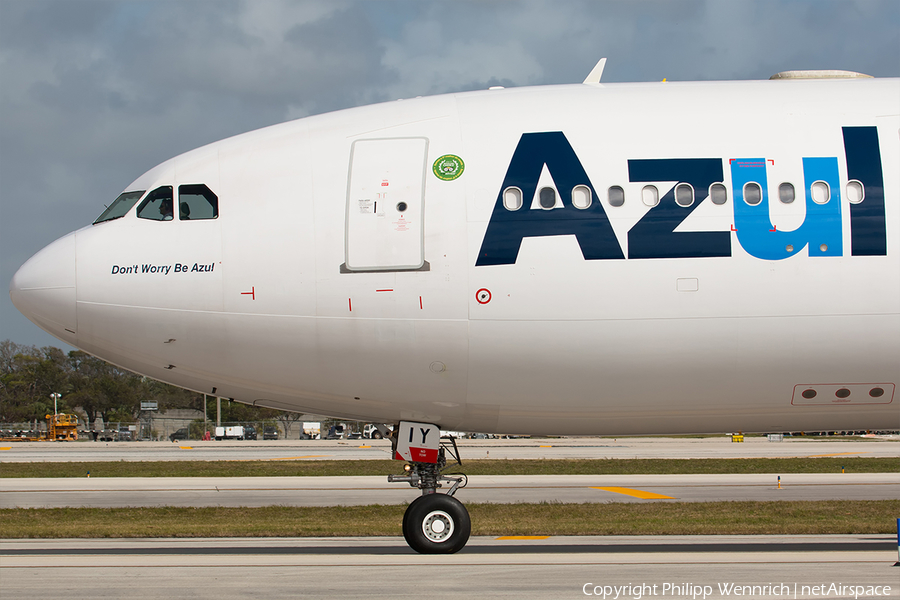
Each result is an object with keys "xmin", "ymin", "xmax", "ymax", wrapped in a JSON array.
[{"xmin": 3, "ymin": 473, "xmax": 898, "ymax": 508}]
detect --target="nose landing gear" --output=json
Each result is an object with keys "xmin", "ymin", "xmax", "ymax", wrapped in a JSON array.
[{"xmin": 388, "ymin": 421, "xmax": 469, "ymax": 553}]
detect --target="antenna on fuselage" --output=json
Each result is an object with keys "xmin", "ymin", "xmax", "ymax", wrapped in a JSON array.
[{"xmin": 583, "ymin": 57, "xmax": 607, "ymax": 84}]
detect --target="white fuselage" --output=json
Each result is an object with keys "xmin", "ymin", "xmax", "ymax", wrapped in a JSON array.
[{"xmin": 11, "ymin": 77, "xmax": 900, "ymax": 434}]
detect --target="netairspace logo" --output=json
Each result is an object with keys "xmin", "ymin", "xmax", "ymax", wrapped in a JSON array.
[{"xmin": 581, "ymin": 582, "xmax": 893, "ymax": 599}]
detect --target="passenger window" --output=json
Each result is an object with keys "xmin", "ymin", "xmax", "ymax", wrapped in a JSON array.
[
  {"xmin": 743, "ymin": 182, "xmax": 762, "ymax": 206},
  {"xmin": 136, "ymin": 186, "xmax": 175, "ymax": 221},
  {"xmin": 846, "ymin": 180, "xmax": 865, "ymax": 204},
  {"xmin": 94, "ymin": 190, "xmax": 145, "ymax": 224},
  {"xmin": 539, "ymin": 187, "xmax": 557, "ymax": 209},
  {"xmin": 503, "ymin": 187, "xmax": 523, "ymax": 211},
  {"xmin": 607, "ymin": 186, "xmax": 625, "ymax": 207},
  {"xmin": 641, "ymin": 185, "xmax": 659, "ymax": 207},
  {"xmin": 571, "ymin": 185, "xmax": 591, "ymax": 209},
  {"xmin": 709, "ymin": 183, "xmax": 727, "ymax": 205},
  {"xmin": 675, "ymin": 183, "xmax": 694, "ymax": 207},
  {"xmin": 178, "ymin": 184, "xmax": 219, "ymax": 220},
  {"xmin": 811, "ymin": 181, "xmax": 830, "ymax": 204},
  {"xmin": 778, "ymin": 182, "xmax": 795, "ymax": 204}
]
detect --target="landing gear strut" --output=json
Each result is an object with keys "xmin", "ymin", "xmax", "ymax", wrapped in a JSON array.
[{"xmin": 388, "ymin": 421, "xmax": 469, "ymax": 553}]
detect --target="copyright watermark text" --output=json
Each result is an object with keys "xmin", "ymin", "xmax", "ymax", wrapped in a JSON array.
[{"xmin": 582, "ymin": 582, "xmax": 893, "ymax": 599}]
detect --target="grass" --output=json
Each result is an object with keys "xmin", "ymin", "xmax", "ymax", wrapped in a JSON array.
[
  {"xmin": 1, "ymin": 500, "xmax": 896, "ymax": 538},
  {"xmin": 1, "ymin": 457, "xmax": 896, "ymax": 478}
]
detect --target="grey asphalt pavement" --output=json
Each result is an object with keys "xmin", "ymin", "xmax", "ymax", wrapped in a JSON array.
[
  {"xmin": 3, "ymin": 473, "xmax": 898, "ymax": 508},
  {"xmin": 2, "ymin": 435, "xmax": 898, "ymax": 462},
  {"xmin": 1, "ymin": 535, "xmax": 897, "ymax": 599}
]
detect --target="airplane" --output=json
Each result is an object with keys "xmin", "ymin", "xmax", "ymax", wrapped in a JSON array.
[{"xmin": 10, "ymin": 60, "xmax": 899, "ymax": 554}]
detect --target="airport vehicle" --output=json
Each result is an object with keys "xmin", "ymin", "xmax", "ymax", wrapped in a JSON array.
[
  {"xmin": 325, "ymin": 424, "xmax": 346, "ymax": 440},
  {"xmin": 10, "ymin": 63, "xmax": 899, "ymax": 554},
  {"xmin": 1, "ymin": 414, "xmax": 81, "ymax": 442},
  {"xmin": 214, "ymin": 425, "xmax": 251, "ymax": 440},
  {"xmin": 49, "ymin": 414, "xmax": 80, "ymax": 441},
  {"xmin": 169, "ymin": 427, "xmax": 189, "ymax": 442},
  {"xmin": 302, "ymin": 422, "xmax": 321, "ymax": 439},
  {"xmin": 363, "ymin": 424, "xmax": 384, "ymax": 439}
]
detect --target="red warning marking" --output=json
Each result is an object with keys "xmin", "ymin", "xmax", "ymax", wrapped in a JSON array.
[
  {"xmin": 770, "ymin": 225, "xmax": 777, "ymax": 232},
  {"xmin": 393, "ymin": 216, "xmax": 409, "ymax": 232},
  {"xmin": 730, "ymin": 224, "xmax": 738, "ymax": 232},
  {"xmin": 240, "ymin": 287, "xmax": 256, "ymax": 300},
  {"xmin": 419, "ymin": 296, "xmax": 423, "ymax": 310},
  {"xmin": 768, "ymin": 159, "xmax": 775, "ymax": 165},
  {"xmin": 729, "ymin": 158, "xmax": 735, "ymax": 164},
  {"xmin": 375, "ymin": 289, "xmax": 394, "ymax": 292},
  {"xmin": 348, "ymin": 298, "xmax": 352, "ymax": 312},
  {"xmin": 381, "ymin": 180, "xmax": 389, "ymax": 187},
  {"xmin": 410, "ymin": 446, "xmax": 438, "ymax": 463},
  {"xmin": 476, "ymin": 288, "xmax": 492, "ymax": 304}
]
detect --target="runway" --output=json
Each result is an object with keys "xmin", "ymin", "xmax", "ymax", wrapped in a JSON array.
[
  {"xmin": 1, "ymin": 535, "xmax": 897, "ymax": 599},
  {"xmin": 3, "ymin": 473, "xmax": 898, "ymax": 508},
  {"xmin": 2, "ymin": 435, "xmax": 898, "ymax": 462}
]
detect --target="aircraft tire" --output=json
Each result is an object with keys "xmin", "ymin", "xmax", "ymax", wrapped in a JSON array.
[
  {"xmin": 403, "ymin": 494, "xmax": 470, "ymax": 554},
  {"xmin": 401, "ymin": 500, "xmax": 411, "ymax": 540},
  {"xmin": 400, "ymin": 494, "xmax": 433, "ymax": 541}
]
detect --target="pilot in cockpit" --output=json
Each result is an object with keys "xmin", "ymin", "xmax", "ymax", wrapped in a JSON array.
[{"xmin": 159, "ymin": 198, "xmax": 173, "ymax": 221}]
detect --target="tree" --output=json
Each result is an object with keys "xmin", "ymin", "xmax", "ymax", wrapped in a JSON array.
[
  {"xmin": 67, "ymin": 351, "xmax": 146, "ymax": 428},
  {"xmin": 274, "ymin": 411, "xmax": 304, "ymax": 438},
  {"xmin": 0, "ymin": 342, "xmax": 71, "ymax": 423},
  {"xmin": 1, "ymin": 339, "xmax": 299, "ymax": 434},
  {"xmin": 203, "ymin": 396, "xmax": 279, "ymax": 424},
  {"xmin": 144, "ymin": 378, "xmax": 203, "ymax": 411}
]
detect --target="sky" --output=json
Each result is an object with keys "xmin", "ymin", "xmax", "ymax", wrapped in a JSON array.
[{"xmin": 1, "ymin": 0, "xmax": 898, "ymax": 349}]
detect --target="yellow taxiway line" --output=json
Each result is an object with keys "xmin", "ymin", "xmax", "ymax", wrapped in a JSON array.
[
  {"xmin": 807, "ymin": 452, "xmax": 867, "ymax": 457},
  {"xmin": 591, "ymin": 486, "xmax": 676, "ymax": 499},
  {"xmin": 268, "ymin": 455, "xmax": 331, "ymax": 460}
]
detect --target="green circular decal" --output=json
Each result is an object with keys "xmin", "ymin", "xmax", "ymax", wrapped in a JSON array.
[{"xmin": 433, "ymin": 154, "xmax": 465, "ymax": 181}]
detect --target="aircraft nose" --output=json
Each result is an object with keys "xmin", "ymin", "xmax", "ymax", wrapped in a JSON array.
[{"xmin": 9, "ymin": 232, "xmax": 78, "ymax": 344}]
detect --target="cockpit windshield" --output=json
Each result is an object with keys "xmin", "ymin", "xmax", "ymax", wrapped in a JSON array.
[{"xmin": 93, "ymin": 191, "xmax": 145, "ymax": 224}]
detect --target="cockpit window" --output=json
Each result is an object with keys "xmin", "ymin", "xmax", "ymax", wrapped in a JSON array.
[
  {"xmin": 136, "ymin": 186, "xmax": 175, "ymax": 221},
  {"xmin": 178, "ymin": 184, "xmax": 218, "ymax": 220},
  {"xmin": 93, "ymin": 191, "xmax": 145, "ymax": 224}
]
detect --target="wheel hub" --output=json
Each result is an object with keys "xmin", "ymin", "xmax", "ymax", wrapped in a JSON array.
[{"xmin": 422, "ymin": 510, "xmax": 454, "ymax": 542}]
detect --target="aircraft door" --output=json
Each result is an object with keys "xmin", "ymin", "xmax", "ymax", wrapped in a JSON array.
[{"xmin": 343, "ymin": 137, "xmax": 429, "ymax": 272}]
